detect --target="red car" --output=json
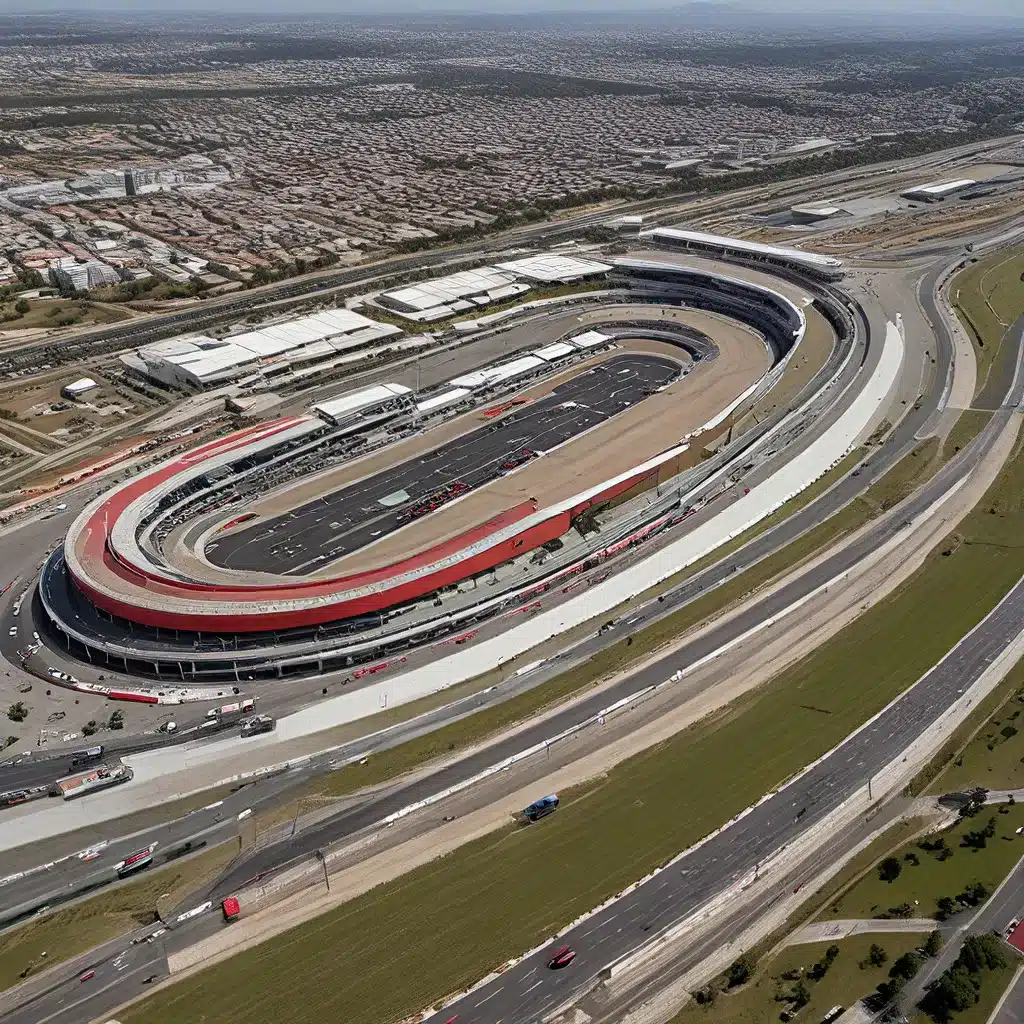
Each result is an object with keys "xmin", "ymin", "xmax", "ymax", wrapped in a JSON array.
[
  {"xmin": 547, "ymin": 945, "xmax": 576, "ymax": 969},
  {"xmin": 80, "ymin": 969, "xmax": 95, "ymax": 983}
]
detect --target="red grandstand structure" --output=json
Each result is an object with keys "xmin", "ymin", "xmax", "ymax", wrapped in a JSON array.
[{"xmin": 63, "ymin": 415, "xmax": 687, "ymax": 634}]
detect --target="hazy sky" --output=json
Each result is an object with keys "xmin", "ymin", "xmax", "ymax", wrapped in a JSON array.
[{"xmin": 0, "ymin": 0, "xmax": 1021, "ymax": 13}]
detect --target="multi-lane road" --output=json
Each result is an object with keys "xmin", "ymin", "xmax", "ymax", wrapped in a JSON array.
[{"xmin": 0, "ymin": 229, "xmax": 1017, "ymax": 1024}]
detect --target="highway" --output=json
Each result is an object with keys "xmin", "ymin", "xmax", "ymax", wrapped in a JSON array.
[
  {"xmin": 8, "ymin": 400, "xmax": 1024, "ymax": 1024},
  {"xmin": 0, "ymin": 247, "xmax": 1009, "ymax": 1021},
  {"xmin": 210, "ymin": 352, "xmax": 682, "ymax": 574}
]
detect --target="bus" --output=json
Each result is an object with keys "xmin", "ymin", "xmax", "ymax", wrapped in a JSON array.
[
  {"xmin": 523, "ymin": 794, "xmax": 559, "ymax": 822},
  {"xmin": 70, "ymin": 746, "xmax": 104, "ymax": 770}
]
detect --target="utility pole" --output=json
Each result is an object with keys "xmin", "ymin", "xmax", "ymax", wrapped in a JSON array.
[{"xmin": 316, "ymin": 849, "xmax": 329, "ymax": 892}]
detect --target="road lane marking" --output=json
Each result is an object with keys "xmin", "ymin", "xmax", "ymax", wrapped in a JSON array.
[{"xmin": 474, "ymin": 987, "xmax": 503, "ymax": 1007}]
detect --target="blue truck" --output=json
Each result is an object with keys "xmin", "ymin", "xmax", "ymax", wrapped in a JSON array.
[{"xmin": 523, "ymin": 794, "xmax": 559, "ymax": 822}]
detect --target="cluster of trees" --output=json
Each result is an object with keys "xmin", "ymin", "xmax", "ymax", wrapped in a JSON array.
[
  {"xmin": 962, "ymin": 817, "xmax": 998, "ymax": 850},
  {"xmin": 246, "ymin": 250, "xmax": 341, "ymax": 289},
  {"xmin": 921, "ymin": 933, "xmax": 1007, "ymax": 1022},
  {"xmin": 936, "ymin": 883, "xmax": 989, "ymax": 921}
]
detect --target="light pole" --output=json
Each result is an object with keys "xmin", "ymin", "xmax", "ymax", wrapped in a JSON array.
[{"xmin": 315, "ymin": 849, "xmax": 329, "ymax": 892}]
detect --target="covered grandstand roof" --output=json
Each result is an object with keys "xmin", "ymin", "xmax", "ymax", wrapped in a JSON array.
[
  {"xmin": 312, "ymin": 382, "xmax": 413, "ymax": 424},
  {"xmin": 448, "ymin": 354, "xmax": 546, "ymax": 391},
  {"xmin": 533, "ymin": 341, "xmax": 576, "ymax": 362},
  {"xmin": 495, "ymin": 253, "xmax": 612, "ymax": 282},
  {"xmin": 416, "ymin": 388, "xmax": 471, "ymax": 414},
  {"xmin": 570, "ymin": 329, "xmax": 613, "ymax": 349},
  {"xmin": 638, "ymin": 227, "xmax": 843, "ymax": 270}
]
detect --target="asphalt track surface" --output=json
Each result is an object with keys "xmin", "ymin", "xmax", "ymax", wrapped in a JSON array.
[
  {"xmin": 0, "ymin": 263, "xmax": 1012, "ymax": 1024},
  {"xmin": 209, "ymin": 353, "xmax": 682, "ymax": 575}
]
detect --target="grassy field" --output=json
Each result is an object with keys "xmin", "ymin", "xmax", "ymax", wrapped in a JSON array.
[
  {"xmin": 0, "ymin": 299, "xmax": 130, "ymax": 331},
  {"xmin": 921, "ymin": 655, "xmax": 1024, "ymax": 795},
  {"xmin": 950, "ymin": 249, "xmax": 1024, "ymax": 399},
  {"xmin": 673, "ymin": 935, "xmax": 924, "ymax": 1024},
  {"xmin": 0, "ymin": 842, "xmax": 236, "ymax": 992},
  {"xmin": 943, "ymin": 411, "xmax": 994, "ymax": 462},
  {"xmin": 117, "ymin": 426, "xmax": 1024, "ymax": 1024},
  {"xmin": 822, "ymin": 804, "xmax": 1024, "ymax": 922}
]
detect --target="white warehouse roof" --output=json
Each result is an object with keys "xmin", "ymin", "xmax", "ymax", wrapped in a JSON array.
[
  {"xmin": 63, "ymin": 377, "xmax": 98, "ymax": 394},
  {"xmin": 533, "ymin": 342, "xmax": 576, "ymax": 362},
  {"xmin": 495, "ymin": 253, "xmax": 612, "ymax": 282},
  {"xmin": 486, "ymin": 355, "xmax": 545, "ymax": 385},
  {"xmin": 380, "ymin": 267, "xmax": 517, "ymax": 313},
  {"xmin": 903, "ymin": 178, "xmax": 976, "ymax": 197},
  {"xmin": 638, "ymin": 227, "xmax": 844, "ymax": 270},
  {"xmin": 312, "ymin": 382, "xmax": 413, "ymax": 422},
  {"xmin": 570, "ymin": 330, "xmax": 613, "ymax": 349},
  {"xmin": 416, "ymin": 388, "xmax": 471, "ymax": 414}
]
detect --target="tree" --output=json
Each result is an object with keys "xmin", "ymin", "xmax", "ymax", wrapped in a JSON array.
[
  {"xmin": 108, "ymin": 708, "xmax": 124, "ymax": 730},
  {"xmin": 936, "ymin": 896, "xmax": 958, "ymax": 920},
  {"xmin": 791, "ymin": 979, "xmax": 811, "ymax": 1009},
  {"xmin": 878, "ymin": 856, "xmax": 902, "ymax": 883},
  {"xmin": 876, "ymin": 976, "xmax": 904, "ymax": 1004},
  {"xmin": 868, "ymin": 943, "xmax": 888, "ymax": 967},
  {"xmin": 14, "ymin": 298, "xmax": 30, "ymax": 314},
  {"xmin": 889, "ymin": 951, "xmax": 923, "ymax": 981},
  {"xmin": 726, "ymin": 955, "xmax": 755, "ymax": 987},
  {"xmin": 958, "ymin": 933, "xmax": 1006, "ymax": 973},
  {"xmin": 922, "ymin": 965, "xmax": 979, "ymax": 1021},
  {"xmin": 924, "ymin": 929, "xmax": 944, "ymax": 957},
  {"xmin": 7, "ymin": 702, "xmax": 26, "ymax": 723}
]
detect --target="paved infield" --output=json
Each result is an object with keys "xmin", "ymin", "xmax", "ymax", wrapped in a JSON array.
[{"xmin": 208, "ymin": 354, "xmax": 681, "ymax": 576}]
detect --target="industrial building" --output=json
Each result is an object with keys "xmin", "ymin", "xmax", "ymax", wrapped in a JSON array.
[
  {"xmin": 61, "ymin": 377, "xmax": 100, "ymax": 400},
  {"xmin": 375, "ymin": 253, "xmax": 611, "ymax": 322},
  {"xmin": 120, "ymin": 309, "xmax": 401, "ymax": 389},
  {"xmin": 902, "ymin": 179, "xmax": 977, "ymax": 203},
  {"xmin": 48, "ymin": 257, "xmax": 121, "ymax": 293}
]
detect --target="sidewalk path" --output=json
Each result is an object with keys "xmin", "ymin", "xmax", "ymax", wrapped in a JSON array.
[{"xmin": 787, "ymin": 918, "xmax": 936, "ymax": 945}]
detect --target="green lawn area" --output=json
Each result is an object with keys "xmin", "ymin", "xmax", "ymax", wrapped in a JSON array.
[
  {"xmin": 822, "ymin": 805, "xmax": 1024, "ymax": 922},
  {"xmin": 943, "ymin": 411, "xmax": 994, "ymax": 463},
  {"xmin": 950, "ymin": 249, "xmax": 1024, "ymax": 399},
  {"xmin": 911, "ymin": 961, "xmax": 1019, "ymax": 1024},
  {"xmin": 673, "ymin": 935, "xmax": 924, "ymax": 1024},
  {"xmin": 0, "ymin": 842, "xmax": 236, "ymax": 992},
  {"xmin": 923, "ymin": 655, "xmax": 1024, "ymax": 794},
  {"xmin": 118, "ymin": 425, "xmax": 1024, "ymax": 1024},
  {"xmin": 0, "ymin": 298, "xmax": 130, "ymax": 330},
  {"xmin": 861, "ymin": 438, "xmax": 941, "ymax": 514}
]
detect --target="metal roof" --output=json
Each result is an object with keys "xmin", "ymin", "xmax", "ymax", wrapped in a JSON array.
[
  {"xmin": 638, "ymin": 227, "xmax": 843, "ymax": 270},
  {"xmin": 416, "ymin": 388, "xmax": 471, "ymax": 413},
  {"xmin": 570, "ymin": 330, "xmax": 612, "ymax": 349},
  {"xmin": 533, "ymin": 342, "xmax": 576, "ymax": 362},
  {"xmin": 495, "ymin": 253, "xmax": 611, "ymax": 282},
  {"xmin": 312, "ymin": 382, "xmax": 413, "ymax": 422},
  {"xmin": 903, "ymin": 178, "xmax": 976, "ymax": 196}
]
